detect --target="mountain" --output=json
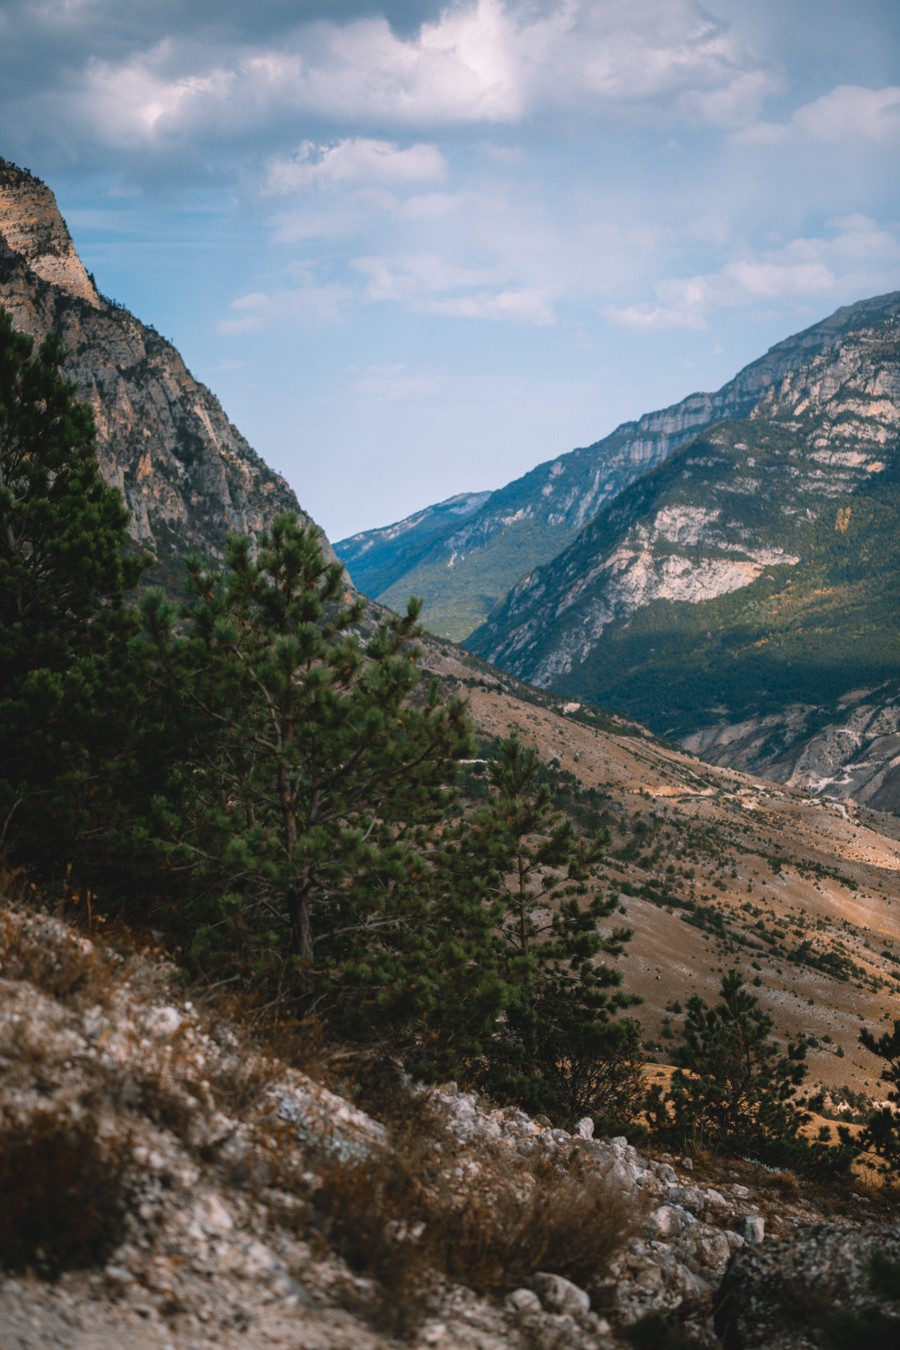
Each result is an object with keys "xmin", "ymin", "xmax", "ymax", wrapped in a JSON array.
[
  {"xmin": 0, "ymin": 157, "xmax": 327, "ymax": 578},
  {"xmin": 468, "ymin": 294, "xmax": 900, "ymax": 809},
  {"xmin": 335, "ymin": 294, "xmax": 900, "ymax": 641}
]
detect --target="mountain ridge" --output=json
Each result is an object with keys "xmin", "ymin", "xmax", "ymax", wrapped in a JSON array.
[
  {"xmin": 467, "ymin": 298, "xmax": 900, "ymax": 808},
  {"xmin": 0, "ymin": 157, "xmax": 329, "ymax": 577},
  {"xmin": 337, "ymin": 292, "xmax": 900, "ymax": 641}
]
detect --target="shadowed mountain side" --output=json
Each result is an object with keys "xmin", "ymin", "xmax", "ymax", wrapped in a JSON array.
[{"xmin": 467, "ymin": 302, "xmax": 900, "ymax": 807}]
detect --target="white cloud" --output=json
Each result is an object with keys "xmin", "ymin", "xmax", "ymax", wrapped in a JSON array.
[
  {"xmin": 739, "ymin": 84, "xmax": 900, "ymax": 146},
  {"xmin": 266, "ymin": 138, "xmax": 447, "ymax": 191},
  {"xmin": 218, "ymin": 276, "xmax": 353, "ymax": 331},
  {"xmin": 49, "ymin": 0, "xmax": 775, "ymax": 158},
  {"xmin": 607, "ymin": 217, "xmax": 900, "ymax": 330},
  {"xmin": 353, "ymin": 251, "xmax": 556, "ymax": 325},
  {"xmin": 423, "ymin": 287, "xmax": 556, "ymax": 324}
]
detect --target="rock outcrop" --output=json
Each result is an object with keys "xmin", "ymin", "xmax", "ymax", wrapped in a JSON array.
[
  {"xmin": 714, "ymin": 1221, "xmax": 900, "ymax": 1349},
  {"xmin": 0, "ymin": 157, "xmax": 327, "ymax": 575},
  {"xmin": 3, "ymin": 894, "xmax": 892, "ymax": 1350}
]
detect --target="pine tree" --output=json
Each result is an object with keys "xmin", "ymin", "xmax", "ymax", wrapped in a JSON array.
[
  {"xmin": 478, "ymin": 736, "xmax": 641, "ymax": 1124},
  {"xmin": 141, "ymin": 515, "xmax": 474, "ymax": 1009},
  {"xmin": 0, "ymin": 307, "xmax": 145, "ymax": 864},
  {"xmin": 650, "ymin": 970, "xmax": 855, "ymax": 1172}
]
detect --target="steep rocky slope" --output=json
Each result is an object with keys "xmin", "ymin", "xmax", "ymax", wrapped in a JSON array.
[
  {"xmin": 0, "ymin": 158, "xmax": 325, "ymax": 577},
  {"xmin": 337, "ymin": 294, "xmax": 900, "ymax": 641},
  {"xmin": 0, "ymin": 876, "xmax": 896, "ymax": 1350},
  {"xmin": 467, "ymin": 299, "xmax": 900, "ymax": 807}
]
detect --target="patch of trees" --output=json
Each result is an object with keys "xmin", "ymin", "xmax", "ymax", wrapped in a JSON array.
[
  {"xmin": 2, "ymin": 307, "xmax": 893, "ymax": 1172},
  {"xmin": 0, "ymin": 309, "xmax": 640, "ymax": 1128}
]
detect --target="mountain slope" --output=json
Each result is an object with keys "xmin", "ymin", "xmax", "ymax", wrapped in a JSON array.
[
  {"xmin": 467, "ymin": 298, "xmax": 900, "ymax": 808},
  {"xmin": 336, "ymin": 293, "xmax": 900, "ymax": 640},
  {"xmin": 0, "ymin": 157, "xmax": 327, "ymax": 577}
]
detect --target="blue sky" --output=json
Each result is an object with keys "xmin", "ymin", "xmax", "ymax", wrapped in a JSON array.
[{"xmin": 2, "ymin": 0, "xmax": 899, "ymax": 540}]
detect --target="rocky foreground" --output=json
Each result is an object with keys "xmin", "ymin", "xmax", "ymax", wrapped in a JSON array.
[{"xmin": 0, "ymin": 894, "xmax": 896, "ymax": 1350}]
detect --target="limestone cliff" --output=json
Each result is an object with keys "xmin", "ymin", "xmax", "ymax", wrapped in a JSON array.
[
  {"xmin": 0, "ymin": 157, "xmax": 327, "ymax": 574},
  {"xmin": 467, "ymin": 296, "xmax": 900, "ymax": 806}
]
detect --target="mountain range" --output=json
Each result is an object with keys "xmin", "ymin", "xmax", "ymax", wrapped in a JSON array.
[{"xmin": 338, "ymin": 295, "xmax": 900, "ymax": 810}]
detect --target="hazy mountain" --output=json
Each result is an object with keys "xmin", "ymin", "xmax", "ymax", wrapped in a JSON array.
[
  {"xmin": 0, "ymin": 157, "xmax": 329, "ymax": 580},
  {"xmin": 468, "ymin": 294, "xmax": 900, "ymax": 810},
  {"xmin": 336, "ymin": 294, "xmax": 900, "ymax": 641}
]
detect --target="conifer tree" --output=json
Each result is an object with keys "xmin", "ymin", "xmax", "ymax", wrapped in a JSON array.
[
  {"xmin": 141, "ymin": 515, "xmax": 473, "ymax": 1006},
  {"xmin": 649, "ymin": 970, "xmax": 855, "ymax": 1172},
  {"xmin": 478, "ymin": 736, "xmax": 641, "ymax": 1123},
  {"xmin": 0, "ymin": 307, "xmax": 145, "ymax": 863},
  {"xmin": 859, "ymin": 1019, "xmax": 900, "ymax": 1173}
]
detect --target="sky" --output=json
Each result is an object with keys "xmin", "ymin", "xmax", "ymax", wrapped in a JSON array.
[{"xmin": 2, "ymin": 1, "xmax": 899, "ymax": 541}]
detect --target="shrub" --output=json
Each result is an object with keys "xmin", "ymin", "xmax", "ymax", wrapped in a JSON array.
[{"xmin": 310, "ymin": 1089, "xmax": 636, "ymax": 1336}]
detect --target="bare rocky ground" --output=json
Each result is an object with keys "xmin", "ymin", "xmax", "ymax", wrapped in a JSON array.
[{"xmin": 1, "ymin": 896, "xmax": 896, "ymax": 1350}]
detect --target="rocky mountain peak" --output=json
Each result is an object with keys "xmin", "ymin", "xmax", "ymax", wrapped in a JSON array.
[
  {"xmin": 0, "ymin": 155, "xmax": 328, "ymax": 576},
  {"xmin": 0, "ymin": 158, "xmax": 100, "ymax": 307}
]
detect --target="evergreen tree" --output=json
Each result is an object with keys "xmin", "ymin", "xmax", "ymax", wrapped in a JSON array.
[
  {"xmin": 478, "ymin": 736, "xmax": 641, "ymax": 1124},
  {"xmin": 141, "ymin": 515, "xmax": 474, "ymax": 1009},
  {"xmin": 649, "ymin": 970, "xmax": 855, "ymax": 1172},
  {"xmin": 0, "ymin": 307, "xmax": 145, "ymax": 864}
]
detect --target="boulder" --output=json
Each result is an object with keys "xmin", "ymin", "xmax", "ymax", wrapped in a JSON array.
[{"xmin": 714, "ymin": 1221, "xmax": 900, "ymax": 1350}]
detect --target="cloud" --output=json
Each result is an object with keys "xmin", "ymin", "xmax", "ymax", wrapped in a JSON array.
[
  {"xmin": 607, "ymin": 217, "xmax": 900, "ymax": 330},
  {"xmin": 739, "ymin": 84, "xmax": 900, "ymax": 145},
  {"xmin": 266, "ymin": 138, "xmax": 447, "ymax": 191},
  {"xmin": 2, "ymin": 0, "xmax": 777, "ymax": 176},
  {"xmin": 218, "ymin": 275, "xmax": 353, "ymax": 331},
  {"xmin": 354, "ymin": 252, "xmax": 556, "ymax": 324}
]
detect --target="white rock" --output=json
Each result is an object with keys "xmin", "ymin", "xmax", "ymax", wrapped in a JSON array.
[
  {"xmin": 532, "ymin": 1271, "xmax": 591, "ymax": 1317},
  {"xmin": 742, "ymin": 1214, "xmax": 765, "ymax": 1244},
  {"xmin": 505, "ymin": 1288, "xmax": 542, "ymax": 1313},
  {"xmin": 704, "ymin": 1188, "xmax": 729, "ymax": 1210},
  {"xmin": 191, "ymin": 1194, "xmax": 234, "ymax": 1237},
  {"xmin": 143, "ymin": 1006, "xmax": 183, "ymax": 1040},
  {"xmin": 574, "ymin": 1117, "xmax": 595, "ymax": 1140},
  {"xmin": 648, "ymin": 1204, "xmax": 693, "ymax": 1238}
]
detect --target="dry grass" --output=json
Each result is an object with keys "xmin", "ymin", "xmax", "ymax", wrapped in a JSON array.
[
  {"xmin": 0, "ymin": 902, "xmax": 123, "ymax": 1009},
  {"xmin": 310, "ymin": 1084, "xmax": 638, "ymax": 1337}
]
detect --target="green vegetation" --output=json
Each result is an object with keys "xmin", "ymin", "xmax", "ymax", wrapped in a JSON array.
[
  {"xmin": 0, "ymin": 306, "xmax": 644, "ymax": 1126},
  {"xmin": 0, "ymin": 309, "xmax": 147, "ymax": 863},
  {"xmin": 646, "ymin": 971, "xmax": 856, "ymax": 1176}
]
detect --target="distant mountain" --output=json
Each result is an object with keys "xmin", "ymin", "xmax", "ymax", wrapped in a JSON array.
[
  {"xmin": 0, "ymin": 157, "xmax": 328, "ymax": 580},
  {"xmin": 336, "ymin": 294, "xmax": 900, "ymax": 641},
  {"xmin": 468, "ymin": 294, "xmax": 900, "ymax": 810}
]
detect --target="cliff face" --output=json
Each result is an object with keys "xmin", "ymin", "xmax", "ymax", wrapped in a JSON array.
[
  {"xmin": 336, "ymin": 293, "xmax": 900, "ymax": 641},
  {"xmin": 0, "ymin": 158, "xmax": 326, "ymax": 574},
  {"xmin": 467, "ymin": 297, "xmax": 900, "ymax": 806}
]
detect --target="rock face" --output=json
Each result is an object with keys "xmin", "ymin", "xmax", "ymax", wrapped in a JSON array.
[
  {"xmin": 467, "ymin": 295, "xmax": 900, "ymax": 807},
  {"xmin": 0, "ymin": 157, "xmax": 326, "ymax": 575},
  {"xmin": 336, "ymin": 293, "xmax": 900, "ymax": 642},
  {"xmin": 714, "ymin": 1221, "xmax": 900, "ymax": 1349}
]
